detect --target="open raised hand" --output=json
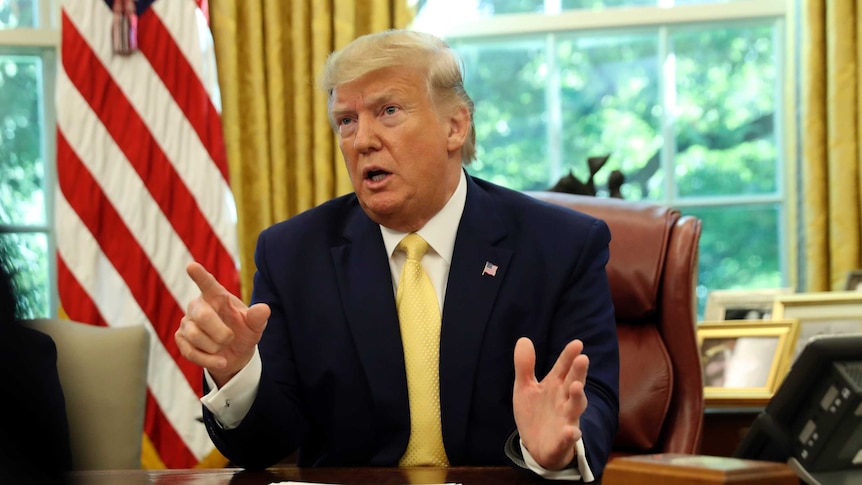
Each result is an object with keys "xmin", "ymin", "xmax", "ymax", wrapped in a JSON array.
[{"xmin": 512, "ymin": 337, "xmax": 589, "ymax": 470}]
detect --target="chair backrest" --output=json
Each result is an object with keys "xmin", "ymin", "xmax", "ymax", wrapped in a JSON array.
[
  {"xmin": 22, "ymin": 318, "xmax": 150, "ymax": 470},
  {"xmin": 527, "ymin": 191, "xmax": 704, "ymax": 455}
]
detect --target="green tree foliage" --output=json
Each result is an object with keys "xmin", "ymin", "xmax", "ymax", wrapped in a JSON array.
[
  {"xmin": 673, "ymin": 27, "xmax": 777, "ymax": 198},
  {"xmin": 0, "ymin": 233, "xmax": 47, "ymax": 318}
]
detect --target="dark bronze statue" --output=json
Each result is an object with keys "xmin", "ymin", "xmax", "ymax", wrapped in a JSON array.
[{"xmin": 549, "ymin": 154, "xmax": 625, "ymax": 198}]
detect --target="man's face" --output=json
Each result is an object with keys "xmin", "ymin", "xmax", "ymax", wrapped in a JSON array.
[{"xmin": 330, "ymin": 66, "xmax": 468, "ymax": 232}]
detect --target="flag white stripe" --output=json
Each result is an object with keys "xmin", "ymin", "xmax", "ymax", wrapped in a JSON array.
[
  {"xmin": 62, "ymin": 2, "xmax": 239, "ymax": 266},
  {"xmin": 55, "ymin": 194, "xmax": 214, "ymax": 460}
]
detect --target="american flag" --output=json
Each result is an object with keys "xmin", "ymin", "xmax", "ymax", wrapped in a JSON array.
[
  {"xmin": 56, "ymin": 0, "xmax": 238, "ymax": 469},
  {"xmin": 482, "ymin": 261, "xmax": 498, "ymax": 277}
]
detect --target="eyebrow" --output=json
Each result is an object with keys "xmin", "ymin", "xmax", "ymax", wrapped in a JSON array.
[{"xmin": 331, "ymin": 89, "xmax": 403, "ymax": 115}]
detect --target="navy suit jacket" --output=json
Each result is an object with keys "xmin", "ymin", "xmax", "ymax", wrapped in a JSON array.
[
  {"xmin": 0, "ymin": 325, "xmax": 72, "ymax": 485},
  {"xmin": 204, "ymin": 175, "xmax": 619, "ymax": 476}
]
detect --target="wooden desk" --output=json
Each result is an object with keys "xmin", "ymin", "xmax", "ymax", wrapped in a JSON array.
[
  {"xmin": 69, "ymin": 466, "xmax": 545, "ymax": 485},
  {"xmin": 701, "ymin": 406, "xmax": 763, "ymax": 457}
]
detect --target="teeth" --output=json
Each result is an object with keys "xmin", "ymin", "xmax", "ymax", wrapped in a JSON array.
[{"xmin": 370, "ymin": 173, "xmax": 386, "ymax": 182}]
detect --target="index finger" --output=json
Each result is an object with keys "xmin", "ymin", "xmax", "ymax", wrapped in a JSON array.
[{"xmin": 187, "ymin": 262, "xmax": 225, "ymax": 300}]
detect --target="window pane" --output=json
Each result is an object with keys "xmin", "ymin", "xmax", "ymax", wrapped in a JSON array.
[
  {"xmin": 673, "ymin": 24, "xmax": 777, "ymax": 198},
  {"xmin": 0, "ymin": 55, "xmax": 46, "ymax": 225},
  {"xmin": 556, "ymin": 32, "xmax": 663, "ymax": 200},
  {"xmin": 457, "ymin": 39, "xmax": 552, "ymax": 190},
  {"xmin": 0, "ymin": 0, "xmax": 36, "ymax": 29},
  {"xmin": 686, "ymin": 204, "xmax": 782, "ymax": 316},
  {"xmin": 0, "ymin": 232, "xmax": 49, "ymax": 318}
]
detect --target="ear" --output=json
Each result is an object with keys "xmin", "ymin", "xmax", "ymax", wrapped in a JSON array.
[{"xmin": 446, "ymin": 105, "xmax": 471, "ymax": 153}]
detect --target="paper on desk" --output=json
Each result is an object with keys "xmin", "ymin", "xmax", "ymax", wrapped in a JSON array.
[{"xmin": 270, "ymin": 482, "xmax": 462, "ymax": 485}]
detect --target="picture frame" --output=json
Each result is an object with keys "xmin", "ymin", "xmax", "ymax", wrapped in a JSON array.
[
  {"xmin": 844, "ymin": 270, "xmax": 862, "ymax": 291},
  {"xmin": 703, "ymin": 288, "xmax": 795, "ymax": 322},
  {"xmin": 697, "ymin": 320, "xmax": 799, "ymax": 407},
  {"xmin": 771, "ymin": 291, "xmax": 862, "ymax": 362}
]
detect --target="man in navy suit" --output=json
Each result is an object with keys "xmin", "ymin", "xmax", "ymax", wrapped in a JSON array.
[{"xmin": 176, "ymin": 29, "xmax": 619, "ymax": 481}]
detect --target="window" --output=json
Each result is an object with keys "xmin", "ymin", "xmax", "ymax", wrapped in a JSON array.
[
  {"xmin": 412, "ymin": 0, "xmax": 789, "ymax": 316},
  {"xmin": 0, "ymin": 0, "xmax": 58, "ymax": 317}
]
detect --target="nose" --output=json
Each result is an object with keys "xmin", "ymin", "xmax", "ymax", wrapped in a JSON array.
[{"xmin": 353, "ymin": 116, "xmax": 381, "ymax": 153}]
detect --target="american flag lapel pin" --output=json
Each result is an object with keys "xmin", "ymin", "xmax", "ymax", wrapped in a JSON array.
[{"xmin": 481, "ymin": 261, "xmax": 499, "ymax": 277}]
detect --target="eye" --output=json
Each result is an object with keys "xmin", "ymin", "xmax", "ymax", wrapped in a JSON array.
[
  {"xmin": 382, "ymin": 105, "xmax": 399, "ymax": 116},
  {"xmin": 339, "ymin": 117, "xmax": 354, "ymax": 126}
]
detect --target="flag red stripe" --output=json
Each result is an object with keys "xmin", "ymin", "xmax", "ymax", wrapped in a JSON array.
[
  {"xmin": 61, "ymin": 13, "xmax": 238, "ymax": 295},
  {"xmin": 56, "ymin": 255, "xmax": 109, "ymax": 328},
  {"xmin": 57, "ymin": 131, "xmax": 202, "ymax": 394},
  {"xmin": 137, "ymin": 10, "xmax": 230, "ymax": 184},
  {"xmin": 145, "ymin": 391, "xmax": 199, "ymax": 469}
]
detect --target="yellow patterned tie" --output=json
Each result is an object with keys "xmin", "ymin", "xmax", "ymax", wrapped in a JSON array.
[{"xmin": 396, "ymin": 233, "xmax": 449, "ymax": 467}]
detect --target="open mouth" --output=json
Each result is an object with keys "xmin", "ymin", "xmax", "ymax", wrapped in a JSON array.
[{"xmin": 366, "ymin": 169, "xmax": 390, "ymax": 182}]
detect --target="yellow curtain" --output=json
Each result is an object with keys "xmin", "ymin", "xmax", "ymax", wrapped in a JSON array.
[
  {"xmin": 209, "ymin": 0, "xmax": 414, "ymax": 302},
  {"xmin": 801, "ymin": 0, "xmax": 862, "ymax": 291}
]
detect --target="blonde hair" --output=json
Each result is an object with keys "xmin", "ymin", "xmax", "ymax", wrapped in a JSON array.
[{"xmin": 321, "ymin": 29, "xmax": 476, "ymax": 164}]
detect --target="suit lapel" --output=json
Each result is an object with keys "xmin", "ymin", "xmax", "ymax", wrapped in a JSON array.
[
  {"xmin": 330, "ymin": 207, "xmax": 409, "ymax": 461},
  {"xmin": 440, "ymin": 177, "xmax": 512, "ymax": 461}
]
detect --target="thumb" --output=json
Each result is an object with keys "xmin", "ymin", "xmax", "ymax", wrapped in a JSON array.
[
  {"xmin": 513, "ymin": 337, "xmax": 537, "ymax": 387},
  {"xmin": 246, "ymin": 303, "xmax": 271, "ymax": 334}
]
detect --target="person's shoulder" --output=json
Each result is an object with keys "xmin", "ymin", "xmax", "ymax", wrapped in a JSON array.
[
  {"xmin": 0, "ymin": 323, "xmax": 58, "ymax": 375},
  {"xmin": 259, "ymin": 193, "xmax": 361, "ymax": 239},
  {"xmin": 470, "ymin": 176, "xmax": 603, "ymax": 228},
  {"xmin": 0, "ymin": 323, "xmax": 56, "ymax": 351}
]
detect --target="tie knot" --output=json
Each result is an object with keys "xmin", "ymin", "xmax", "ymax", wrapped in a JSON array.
[{"xmin": 398, "ymin": 233, "xmax": 429, "ymax": 261}]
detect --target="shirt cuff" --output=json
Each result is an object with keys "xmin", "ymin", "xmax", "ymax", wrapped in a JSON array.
[
  {"xmin": 200, "ymin": 346, "xmax": 262, "ymax": 429},
  {"xmin": 520, "ymin": 437, "xmax": 594, "ymax": 482}
]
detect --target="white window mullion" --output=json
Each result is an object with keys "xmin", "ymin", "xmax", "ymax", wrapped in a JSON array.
[
  {"xmin": 42, "ymin": 46, "xmax": 58, "ymax": 317},
  {"xmin": 545, "ymin": 33, "xmax": 564, "ymax": 186},
  {"xmin": 773, "ymin": 17, "xmax": 790, "ymax": 287},
  {"xmin": 659, "ymin": 26, "xmax": 677, "ymax": 205}
]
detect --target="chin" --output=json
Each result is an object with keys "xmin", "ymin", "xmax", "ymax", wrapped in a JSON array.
[{"xmin": 359, "ymin": 197, "xmax": 401, "ymax": 220}]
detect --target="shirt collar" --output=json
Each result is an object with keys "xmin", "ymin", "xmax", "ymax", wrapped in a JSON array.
[{"xmin": 380, "ymin": 170, "xmax": 467, "ymax": 263}]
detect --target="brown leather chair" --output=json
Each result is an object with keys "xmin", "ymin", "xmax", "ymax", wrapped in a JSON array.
[{"xmin": 527, "ymin": 191, "xmax": 704, "ymax": 456}]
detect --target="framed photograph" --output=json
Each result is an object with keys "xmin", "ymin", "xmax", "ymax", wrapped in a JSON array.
[
  {"xmin": 772, "ymin": 291, "xmax": 862, "ymax": 362},
  {"xmin": 845, "ymin": 270, "xmax": 862, "ymax": 291},
  {"xmin": 703, "ymin": 288, "xmax": 795, "ymax": 322},
  {"xmin": 698, "ymin": 320, "xmax": 799, "ymax": 407}
]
